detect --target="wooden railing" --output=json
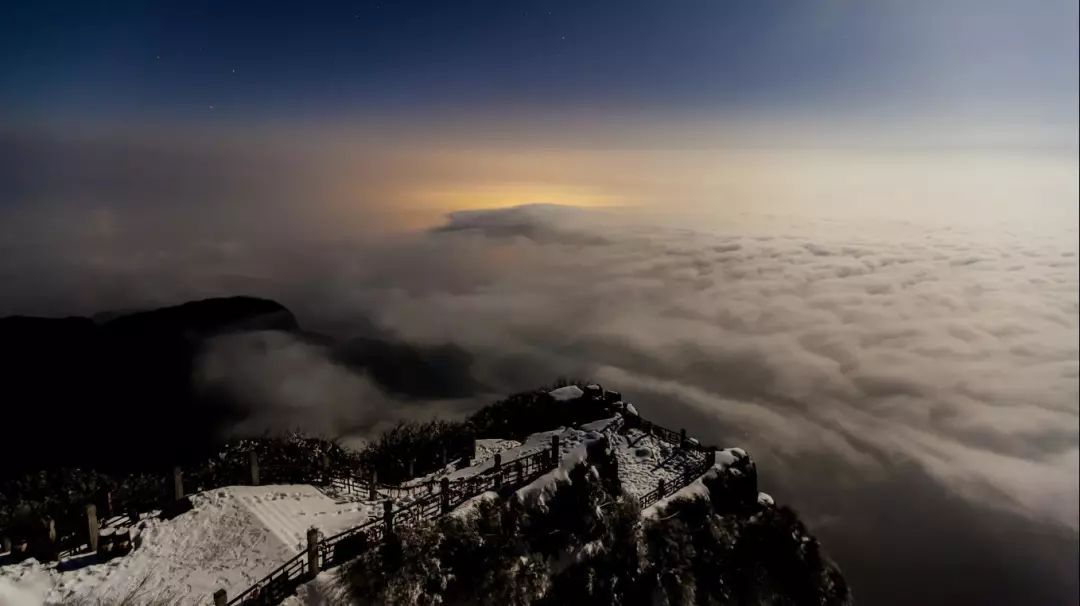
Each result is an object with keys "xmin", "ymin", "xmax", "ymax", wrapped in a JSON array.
[
  {"xmin": 222, "ymin": 447, "xmax": 557, "ymax": 605},
  {"xmin": 636, "ymin": 453, "xmax": 714, "ymax": 510}
]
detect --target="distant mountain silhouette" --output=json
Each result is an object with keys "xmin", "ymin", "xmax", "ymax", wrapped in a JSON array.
[{"xmin": 0, "ymin": 297, "xmax": 299, "ymax": 477}]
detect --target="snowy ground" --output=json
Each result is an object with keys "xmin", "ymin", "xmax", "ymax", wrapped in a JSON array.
[
  {"xmin": 1, "ymin": 410, "xmax": 719, "ymax": 605},
  {"xmin": 0, "ymin": 485, "xmax": 376, "ymax": 605}
]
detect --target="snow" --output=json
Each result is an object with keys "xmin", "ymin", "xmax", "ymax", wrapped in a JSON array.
[
  {"xmin": 548, "ymin": 385, "xmax": 584, "ymax": 401},
  {"xmin": 281, "ymin": 569, "xmax": 350, "ymax": 606},
  {"xmin": 579, "ymin": 416, "xmax": 621, "ymax": 432},
  {"xmin": 449, "ymin": 490, "xmax": 500, "ymax": 519},
  {"xmin": 612, "ymin": 427, "xmax": 709, "ymax": 500},
  {"xmin": 516, "ymin": 444, "xmax": 590, "ymax": 510},
  {"xmin": 0, "ymin": 561, "xmax": 52, "ymax": 606},
  {"xmin": 624, "ymin": 402, "xmax": 639, "ymax": 417},
  {"xmin": 757, "ymin": 492, "xmax": 774, "ymax": 507},
  {"xmin": 0, "ymin": 485, "xmax": 377, "ymax": 605},
  {"xmin": 641, "ymin": 479, "xmax": 711, "ymax": 518},
  {"xmin": 714, "ymin": 447, "xmax": 746, "ymax": 469},
  {"xmin": 0, "ymin": 404, "xmax": 749, "ymax": 605},
  {"xmin": 475, "ymin": 438, "xmax": 523, "ymax": 461}
]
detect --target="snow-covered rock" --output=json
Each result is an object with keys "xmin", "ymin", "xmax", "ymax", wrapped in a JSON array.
[{"xmin": 548, "ymin": 385, "xmax": 584, "ymax": 401}]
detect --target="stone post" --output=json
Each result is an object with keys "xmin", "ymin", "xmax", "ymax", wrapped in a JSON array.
[
  {"xmin": 679, "ymin": 429, "xmax": 687, "ymax": 449},
  {"xmin": 246, "ymin": 451, "xmax": 258, "ymax": 483},
  {"xmin": 657, "ymin": 478, "xmax": 666, "ymax": 497},
  {"xmin": 494, "ymin": 453, "xmax": 503, "ymax": 488},
  {"xmin": 213, "ymin": 588, "xmax": 227, "ymax": 606},
  {"xmin": 249, "ymin": 450, "xmax": 260, "ymax": 485},
  {"xmin": 440, "ymin": 478, "xmax": 450, "ymax": 513},
  {"xmin": 368, "ymin": 470, "xmax": 378, "ymax": 501},
  {"xmin": 550, "ymin": 435, "xmax": 560, "ymax": 466},
  {"xmin": 515, "ymin": 462, "xmax": 523, "ymax": 484},
  {"xmin": 86, "ymin": 504, "xmax": 99, "ymax": 552},
  {"xmin": 383, "ymin": 500, "xmax": 394, "ymax": 534},
  {"xmin": 172, "ymin": 466, "xmax": 184, "ymax": 501},
  {"xmin": 307, "ymin": 527, "xmax": 319, "ymax": 577}
]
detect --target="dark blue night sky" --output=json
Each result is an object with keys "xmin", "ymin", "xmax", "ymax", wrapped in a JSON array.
[{"xmin": 3, "ymin": 0, "xmax": 1077, "ymax": 122}]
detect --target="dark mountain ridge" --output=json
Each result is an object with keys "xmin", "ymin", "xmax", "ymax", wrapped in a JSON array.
[{"xmin": 0, "ymin": 297, "xmax": 299, "ymax": 476}]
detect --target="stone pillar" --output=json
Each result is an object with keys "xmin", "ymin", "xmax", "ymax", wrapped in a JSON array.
[
  {"xmin": 307, "ymin": 527, "xmax": 319, "ymax": 577},
  {"xmin": 249, "ymin": 450, "xmax": 260, "ymax": 485},
  {"xmin": 550, "ymin": 435, "xmax": 560, "ymax": 466},
  {"xmin": 383, "ymin": 500, "xmax": 394, "ymax": 534},
  {"xmin": 172, "ymin": 466, "xmax": 184, "ymax": 501},
  {"xmin": 86, "ymin": 504, "xmax": 99, "ymax": 552},
  {"xmin": 213, "ymin": 588, "xmax": 227, "ymax": 606},
  {"xmin": 368, "ymin": 470, "xmax": 378, "ymax": 501},
  {"xmin": 440, "ymin": 478, "xmax": 450, "ymax": 513}
]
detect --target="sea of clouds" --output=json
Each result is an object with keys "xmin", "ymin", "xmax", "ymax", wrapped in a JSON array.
[{"xmin": 2, "ymin": 194, "xmax": 1077, "ymax": 603}]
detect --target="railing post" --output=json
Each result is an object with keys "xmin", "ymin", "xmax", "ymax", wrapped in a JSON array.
[
  {"xmin": 86, "ymin": 504, "xmax": 99, "ymax": 553},
  {"xmin": 213, "ymin": 589, "xmax": 227, "ymax": 606},
  {"xmin": 307, "ymin": 527, "xmax": 319, "ymax": 577},
  {"xmin": 173, "ymin": 466, "xmax": 184, "ymax": 501},
  {"xmin": 515, "ymin": 461, "xmax": 523, "ymax": 485},
  {"xmin": 657, "ymin": 478, "xmax": 666, "ymax": 498},
  {"xmin": 440, "ymin": 478, "xmax": 450, "ymax": 513},
  {"xmin": 679, "ymin": 428, "xmax": 687, "ymax": 449},
  {"xmin": 249, "ymin": 450, "xmax": 260, "ymax": 486},
  {"xmin": 494, "ymin": 453, "xmax": 503, "ymax": 488},
  {"xmin": 368, "ymin": 470, "xmax": 377, "ymax": 501},
  {"xmin": 383, "ymin": 500, "xmax": 394, "ymax": 534},
  {"xmin": 550, "ymin": 435, "xmax": 560, "ymax": 466}
]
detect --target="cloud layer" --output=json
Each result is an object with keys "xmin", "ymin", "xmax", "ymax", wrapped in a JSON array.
[{"xmin": 1, "ymin": 197, "xmax": 1076, "ymax": 603}]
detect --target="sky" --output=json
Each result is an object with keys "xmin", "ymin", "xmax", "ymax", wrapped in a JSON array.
[{"xmin": 1, "ymin": 1, "xmax": 1078, "ymax": 604}]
